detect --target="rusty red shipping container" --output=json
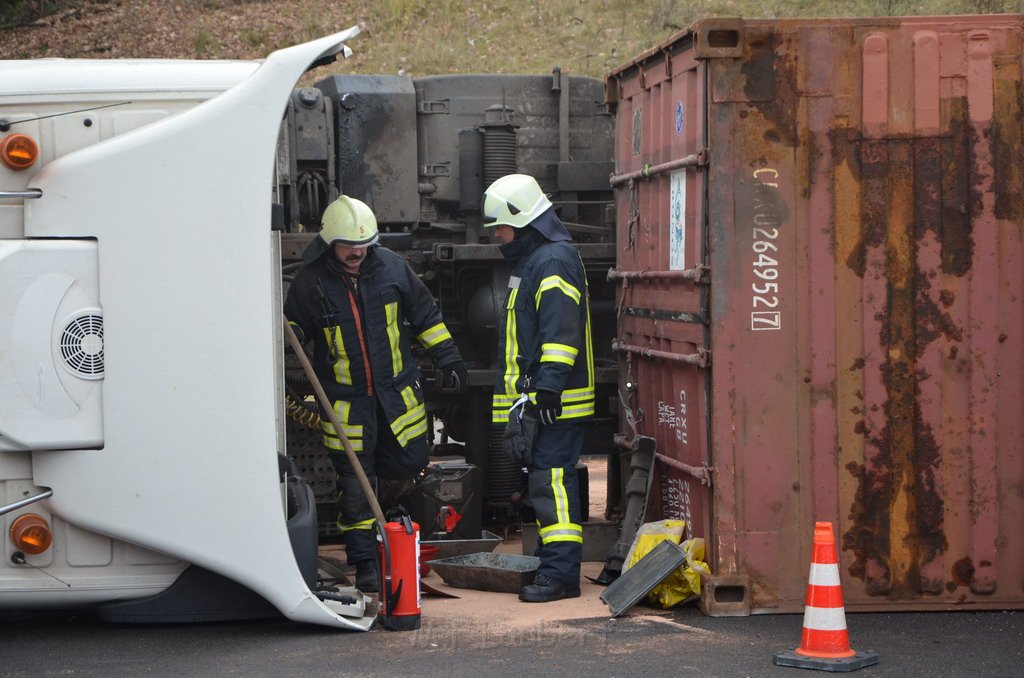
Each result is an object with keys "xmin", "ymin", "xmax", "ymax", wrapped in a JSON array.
[{"xmin": 605, "ymin": 14, "xmax": 1024, "ymax": 613}]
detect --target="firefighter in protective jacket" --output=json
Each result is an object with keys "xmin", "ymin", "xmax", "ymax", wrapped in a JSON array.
[
  {"xmin": 284, "ymin": 196, "xmax": 466, "ymax": 592},
  {"xmin": 484, "ymin": 174, "xmax": 594, "ymax": 602}
]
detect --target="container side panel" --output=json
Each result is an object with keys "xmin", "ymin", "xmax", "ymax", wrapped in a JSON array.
[
  {"xmin": 991, "ymin": 32, "xmax": 1024, "ymax": 601},
  {"xmin": 849, "ymin": 20, "xmax": 1023, "ymax": 610},
  {"xmin": 964, "ymin": 30, "xmax": 999, "ymax": 595},
  {"xmin": 707, "ymin": 25, "xmax": 805, "ymax": 609},
  {"xmin": 612, "ymin": 15, "xmax": 1024, "ymax": 612},
  {"xmin": 798, "ymin": 25, "xmax": 842, "ymax": 583}
]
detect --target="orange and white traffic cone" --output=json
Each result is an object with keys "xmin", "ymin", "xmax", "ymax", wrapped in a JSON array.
[{"xmin": 773, "ymin": 522, "xmax": 879, "ymax": 672}]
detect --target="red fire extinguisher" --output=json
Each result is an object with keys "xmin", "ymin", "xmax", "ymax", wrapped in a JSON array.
[{"xmin": 379, "ymin": 516, "xmax": 420, "ymax": 631}]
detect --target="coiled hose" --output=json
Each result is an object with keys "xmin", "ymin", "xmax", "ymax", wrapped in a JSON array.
[{"xmin": 285, "ymin": 380, "xmax": 321, "ymax": 429}]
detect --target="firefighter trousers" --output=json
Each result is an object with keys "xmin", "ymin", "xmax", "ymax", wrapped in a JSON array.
[
  {"xmin": 528, "ymin": 420, "xmax": 587, "ymax": 585},
  {"xmin": 329, "ymin": 398, "xmax": 429, "ymax": 564}
]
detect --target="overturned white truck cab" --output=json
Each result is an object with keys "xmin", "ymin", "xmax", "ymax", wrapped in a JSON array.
[{"xmin": 0, "ymin": 29, "xmax": 376, "ymax": 630}]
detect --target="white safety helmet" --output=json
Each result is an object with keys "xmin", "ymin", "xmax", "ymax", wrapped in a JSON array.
[
  {"xmin": 482, "ymin": 174, "xmax": 552, "ymax": 229},
  {"xmin": 319, "ymin": 195, "xmax": 379, "ymax": 247}
]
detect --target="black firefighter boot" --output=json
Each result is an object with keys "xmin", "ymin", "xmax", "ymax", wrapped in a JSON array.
[
  {"xmin": 518, "ymin": 573, "xmax": 581, "ymax": 603},
  {"xmin": 354, "ymin": 559, "xmax": 380, "ymax": 593}
]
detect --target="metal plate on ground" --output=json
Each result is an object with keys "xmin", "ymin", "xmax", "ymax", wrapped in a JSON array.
[
  {"xmin": 599, "ymin": 540, "xmax": 687, "ymax": 617},
  {"xmin": 428, "ymin": 553, "xmax": 540, "ymax": 593}
]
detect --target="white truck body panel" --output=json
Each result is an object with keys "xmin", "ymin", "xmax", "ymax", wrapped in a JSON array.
[
  {"xmin": 0, "ymin": 60, "xmax": 261, "ymax": 241},
  {"xmin": 0, "ymin": 240, "xmax": 103, "ymax": 451},
  {"xmin": 0, "ymin": 28, "xmax": 372, "ymax": 630},
  {"xmin": 0, "ymin": 59, "xmax": 261, "ymax": 98}
]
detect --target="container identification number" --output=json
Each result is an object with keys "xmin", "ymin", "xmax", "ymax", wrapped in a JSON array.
[
  {"xmin": 750, "ymin": 167, "xmax": 782, "ymax": 331},
  {"xmin": 660, "ymin": 476, "xmax": 693, "ymax": 532},
  {"xmin": 657, "ymin": 389, "xmax": 688, "ymax": 445}
]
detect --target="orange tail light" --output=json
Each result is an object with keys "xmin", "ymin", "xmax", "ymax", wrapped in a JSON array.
[
  {"xmin": 0, "ymin": 132, "xmax": 39, "ymax": 170},
  {"xmin": 10, "ymin": 514, "xmax": 52, "ymax": 555}
]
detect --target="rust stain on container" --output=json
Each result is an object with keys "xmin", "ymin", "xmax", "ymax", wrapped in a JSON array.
[
  {"xmin": 608, "ymin": 15, "xmax": 1024, "ymax": 613},
  {"xmin": 943, "ymin": 103, "xmax": 978, "ymax": 276},
  {"xmin": 992, "ymin": 73, "xmax": 1023, "ymax": 221}
]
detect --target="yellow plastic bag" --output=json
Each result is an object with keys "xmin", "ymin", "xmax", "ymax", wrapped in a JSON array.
[
  {"xmin": 623, "ymin": 519, "xmax": 686, "ymax": 572},
  {"xmin": 623, "ymin": 520, "xmax": 712, "ymax": 609},
  {"xmin": 649, "ymin": 537, "xmax": 712, "ymax": 608}
]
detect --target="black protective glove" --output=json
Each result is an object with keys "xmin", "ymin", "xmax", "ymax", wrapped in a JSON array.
[
  {"xmin": 503, "ymin": 399, "xmax": 538, "ymax": 466},
  {"xmin": 533, "ymin": 389, "xmax": 562, "ymax": 426},
  {"xmin": 440, "ymin": 361, "xmax": 469, "ymax": 390}
]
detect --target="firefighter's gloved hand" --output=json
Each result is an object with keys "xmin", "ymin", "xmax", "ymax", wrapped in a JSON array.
[
  {"xmin": 534, "ymin": 389, "xmax": 562, "ymax": 426},
  {"xmin": 503, "ymin": 399, "xmax": 538, "ymax": 466},
  {"xmin": 440, "ymin": 361, "xmax": 468, "ymax": 390}
]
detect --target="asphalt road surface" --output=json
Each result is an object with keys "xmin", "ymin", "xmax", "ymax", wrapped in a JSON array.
[{"xmin": 1, "ymin": 605, "xmax": 1020, "ymax": 677}]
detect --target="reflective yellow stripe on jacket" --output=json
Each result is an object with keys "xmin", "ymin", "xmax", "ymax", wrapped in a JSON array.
[
  {"xmin": 502, "ymin": 287, "xmax": 521, "ymax": 396},
  {"xmin": 323, "ymin": 326, "xmax": 352, "ymax": 385},
  {"xmin": 491, "ymin": 387, "xmax": 595, "ymax": 424},
  {"xmin": 390, "ymin": 386, "xmax": 428, "ymax": 447},
  {"xmin": 540, "ymin": 342, "xmax": 578, "ymax": 366},
  {"xmin": 416, "ymin": 322, "xmax": 453, "ymax": 349},
  {"xmin": 321, "ymin": 399, "xmax": 363, "ymax": 451},
  {"xmin": 570, "ymin": 291, "xmax": 596, "ymax": 419},
  {"xmin": 534, "ymin": 275, "xmax": 581, "ymax": 309},
  {"xmin": 385, "ymin": 301, "xmax": 403, "ymax": 376}
]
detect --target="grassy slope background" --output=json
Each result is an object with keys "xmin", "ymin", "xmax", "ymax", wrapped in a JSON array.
[{"xmin": 1, "ymin": 0, "xmax": 1022, "ymax": 79}]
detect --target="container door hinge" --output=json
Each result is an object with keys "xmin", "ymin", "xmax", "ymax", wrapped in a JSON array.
[
  {"xmin": 420, "ymin": 163, "xmax": 451, "ymax": 178},
  {"xmin": 418, "ymin": 100, "xmax": 450, "ymax": 115}
]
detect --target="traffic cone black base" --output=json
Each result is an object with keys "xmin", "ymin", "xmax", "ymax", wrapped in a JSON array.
[{"xmin": 773, "ymin": 648, "xmax": 879, "ymax": 672}]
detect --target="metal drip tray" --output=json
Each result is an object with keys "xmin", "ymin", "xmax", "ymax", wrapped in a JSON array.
[{"xmin": 428, "ymin": 553, "xmax": 540, "ymax": 593}]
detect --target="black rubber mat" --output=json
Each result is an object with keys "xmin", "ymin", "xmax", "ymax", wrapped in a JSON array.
[{"xmin": 598, "ymin": 540, "xmax": 687, "ymax": 617}]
